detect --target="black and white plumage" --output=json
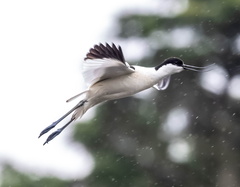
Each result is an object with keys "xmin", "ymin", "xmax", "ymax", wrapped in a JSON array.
[{"xmin": 39, "ymin": 43, "xmax": 212, "ymax": 145}]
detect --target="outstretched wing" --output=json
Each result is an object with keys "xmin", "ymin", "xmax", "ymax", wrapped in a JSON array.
[{"xmin": 82, "ymin": 43, "xmax": 135, "ymax": 87}]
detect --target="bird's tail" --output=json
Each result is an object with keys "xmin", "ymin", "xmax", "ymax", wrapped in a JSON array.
[
  {"xmin": 66, "ymin": 90, "xmax": 90, "ymax": 119},
  {"xmin": 66, "ymin": 90, "xmax": 89, "ymax": 103}
]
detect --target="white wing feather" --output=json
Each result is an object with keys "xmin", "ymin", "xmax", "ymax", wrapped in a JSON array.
[{"xmin": 82, "ymin": 58, "xmax": 134, "ymax": 87}]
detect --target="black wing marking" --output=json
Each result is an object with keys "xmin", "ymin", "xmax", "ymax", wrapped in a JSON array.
[{"xmin": 84, "ymin": 43, "xmax": 126, "ymax": 63}]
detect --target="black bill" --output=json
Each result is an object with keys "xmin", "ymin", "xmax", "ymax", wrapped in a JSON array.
[{"xmin": 183, "ymin": 64, "xmax": 215, "ymax": 72}]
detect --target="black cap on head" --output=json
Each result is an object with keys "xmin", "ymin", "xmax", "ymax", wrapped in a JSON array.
[{"xmin": 155, "ymin": 57, "xmax": 183, "ymax": 70}]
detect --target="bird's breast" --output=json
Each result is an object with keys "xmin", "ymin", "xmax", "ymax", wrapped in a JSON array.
[{"xmin": 89, "ymin": 69, "xmax": 158, "ymax": 102}]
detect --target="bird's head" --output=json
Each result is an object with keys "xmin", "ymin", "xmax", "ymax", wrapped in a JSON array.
[{"xmin": 155, "ymin": 57, "xmax": 212, "ymax": 75}]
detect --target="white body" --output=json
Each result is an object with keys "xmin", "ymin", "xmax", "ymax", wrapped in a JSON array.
[{"xmin": 73, "ymin": 64, "xmax": 183, "ymax": 119}]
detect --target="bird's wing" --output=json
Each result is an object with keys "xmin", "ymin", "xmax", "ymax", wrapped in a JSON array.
[
  {"xmin": 153, "ymin": 75, "xmax": 171, "ymax": 90},
  {"xmin": 82, "ymin": 43, "xmax": 135, "ymax": 87}
]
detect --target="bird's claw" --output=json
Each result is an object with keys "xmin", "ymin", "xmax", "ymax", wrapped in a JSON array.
[
  {"xmin": 43, "ymin": 129, "xmax": 62, "ymax": 145},
  {"xmin": 38, "ymin": 122, "xmax": 58, "ymax": 138},
  {"xmin": 39, "ymin": 101, "xmax": 83, "ymax": 145}
]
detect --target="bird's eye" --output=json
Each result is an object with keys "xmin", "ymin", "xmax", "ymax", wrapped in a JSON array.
[{"xmin": 172, "ymin": 59, "xmax": 183, "ymax": 66}]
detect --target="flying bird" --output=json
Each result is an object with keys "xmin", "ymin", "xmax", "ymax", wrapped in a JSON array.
[{"xmin": 39, "ymin": 43, "xmax": 212, "ymax": 145}]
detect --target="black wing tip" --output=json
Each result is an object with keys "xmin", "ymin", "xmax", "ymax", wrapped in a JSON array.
[{"xmin": 84, "ymin": 42, "xmax": 125, "ymax": 63}]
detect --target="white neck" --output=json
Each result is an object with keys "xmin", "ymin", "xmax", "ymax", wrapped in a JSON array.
[{"xmin": 156, "ymin": 64, "xmax": 183, "ymax": 77}]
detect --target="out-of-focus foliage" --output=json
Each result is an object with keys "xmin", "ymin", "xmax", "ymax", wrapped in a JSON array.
[
  {"xmin": 1, "ymin": 164, "xmax": 71, "ymax": 187},
  {"xmin": 2, "ymin": 0, "xmax": 240, "ymax": 186},
  {"xmin": 76, "ymin": 0, "xmax": 240, "ymax": 186}
]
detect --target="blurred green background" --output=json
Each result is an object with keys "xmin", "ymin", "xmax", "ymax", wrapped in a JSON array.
[{"xmin": 2, "ymin": 0, "xmax": 240, "ymax": 186}]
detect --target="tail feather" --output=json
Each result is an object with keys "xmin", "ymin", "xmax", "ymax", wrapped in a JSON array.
[{"xmin": 66, "ymin": 90, "xmax": 89, "ymax": 103}]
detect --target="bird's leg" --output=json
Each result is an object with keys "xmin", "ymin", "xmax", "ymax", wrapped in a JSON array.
[
  {"xmin": 43, "ymin": 117, "xmax": 75, "ymax": 145},
  {"xmin": 38, "ymin": 100, "xmax": 86, "ymax": 138},
  {"xmin": 38, "ymin": 107, "xmax": 77, "ymax": 138}
]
